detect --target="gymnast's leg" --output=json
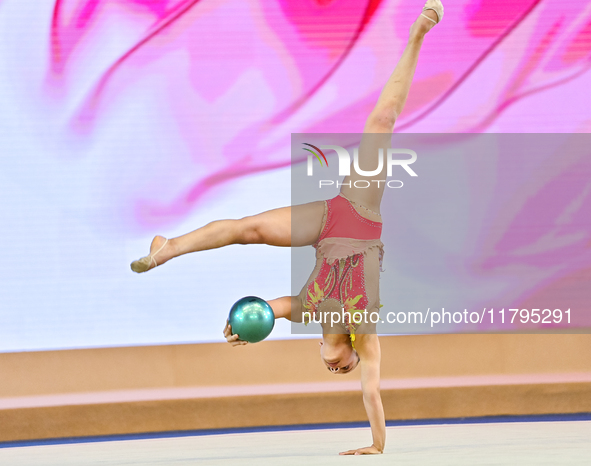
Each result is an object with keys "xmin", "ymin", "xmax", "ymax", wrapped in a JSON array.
[
  {"xmin": 340, "ymin": 6, "xmax": 441, "ymax": 213},
  {"xmin": 130, "ymin": 201, "xmax": 326, "ymax": 272}
]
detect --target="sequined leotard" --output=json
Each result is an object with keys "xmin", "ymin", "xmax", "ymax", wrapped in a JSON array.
[{"xmin": 299, "ymin": 193, "xmax": 384, "ymax": 346}]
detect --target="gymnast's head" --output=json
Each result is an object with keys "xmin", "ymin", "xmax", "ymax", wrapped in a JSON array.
[{"xmin": 319, "ymin": 337, "xmax": 360, "ymax": 374}]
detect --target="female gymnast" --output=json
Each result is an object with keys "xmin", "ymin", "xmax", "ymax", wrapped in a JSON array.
[{"xmin": 131, "ymin": 0, "xmax": 443, "ymax": 455}]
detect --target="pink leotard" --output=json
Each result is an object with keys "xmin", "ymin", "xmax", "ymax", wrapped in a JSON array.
[{"xmin": 299, "ymin": 193, "xmax": 384, "ymax": 345}]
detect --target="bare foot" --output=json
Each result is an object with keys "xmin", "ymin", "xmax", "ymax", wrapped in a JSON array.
[{"xmin": 130, "ymin": 235, "xmax": 175, "ymax": 273}]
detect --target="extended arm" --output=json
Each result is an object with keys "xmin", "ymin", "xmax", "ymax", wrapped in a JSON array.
[{"xmin": 340, "ymin": 333, "xmax": 385, "ymax": 455}]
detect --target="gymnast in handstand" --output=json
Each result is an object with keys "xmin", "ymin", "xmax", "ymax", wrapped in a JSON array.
[{"xmin": 131, "ymin": 1, "xmax": 443, "ymax": 455}]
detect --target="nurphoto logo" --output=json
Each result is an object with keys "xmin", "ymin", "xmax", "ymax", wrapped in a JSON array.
[{"xmin": 304, "ymin": 144, "xmax": 418, "ymax": 189}]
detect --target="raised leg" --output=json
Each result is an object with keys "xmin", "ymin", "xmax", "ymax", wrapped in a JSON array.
[
  {"xmin": 131, "ymin": 201, "xmax": 326, "ymax": 272},
  {"xmin": 340, "ymin": 4, "xmax": 442, "ymax": 213}
]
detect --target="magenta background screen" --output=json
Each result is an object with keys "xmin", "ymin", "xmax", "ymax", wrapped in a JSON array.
[{"xmin": 0, "ymin": 0, "xmax": 590, "ymax": 351}]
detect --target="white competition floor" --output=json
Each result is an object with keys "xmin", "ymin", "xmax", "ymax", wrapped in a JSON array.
[{"xmin": 1, "ymin": 418, "xmax": 591, "ymax": 466}]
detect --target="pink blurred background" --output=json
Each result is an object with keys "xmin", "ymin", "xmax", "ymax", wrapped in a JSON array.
[{"xmin": 0, "ymin": 0, "xmax": 589, "ymax": 350}]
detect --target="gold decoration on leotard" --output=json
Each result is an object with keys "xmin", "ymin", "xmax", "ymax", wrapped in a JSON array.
[
  {"xmin": 324, "ymin": 264, "xmax": 337, "ymax": 297},
  {"xmin": 304, "ymin": 254, "xmax": 369, "ymax": 350},
  {"xmin": 338, "ymin": 254, "xmax": 359, "ymax": 306},
  {"xmin": 304, "ymin": 281, "xmax": 325, "ymax": 325},
  {"xmin": 343, "ymin": 294, "xmax": 365, "ymax": 351}
]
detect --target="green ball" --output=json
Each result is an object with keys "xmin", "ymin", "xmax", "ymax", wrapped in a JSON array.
[{"xmin": 228, "ymin": 296, "xmax": 275, "ymax": 343}]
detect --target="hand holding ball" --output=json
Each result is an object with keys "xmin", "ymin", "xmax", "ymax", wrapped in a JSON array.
[{"xmin": 228, "ymin": 296, "xmax": 275, "ymax": 343}]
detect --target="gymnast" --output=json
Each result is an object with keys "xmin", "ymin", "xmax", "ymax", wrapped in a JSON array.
[{"xmin": 131, "ymin": 0, "xmax": 443, "ymax": 455}]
